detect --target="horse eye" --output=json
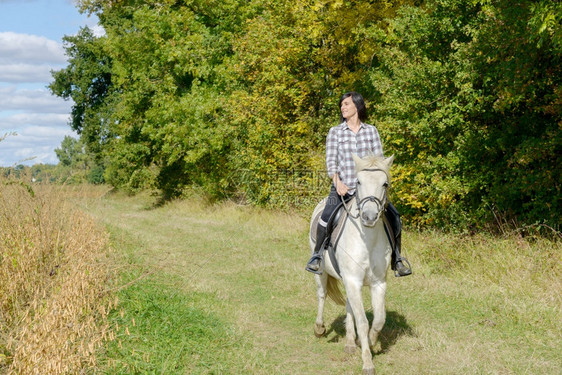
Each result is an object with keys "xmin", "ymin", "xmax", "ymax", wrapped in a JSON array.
[
  {"xmin": 357, "ymin": 181, "xmax": 361, "ymax": 185},
  {"xmin": 383, "ymin": 182, "xmax": 389, "ymax": 188}
]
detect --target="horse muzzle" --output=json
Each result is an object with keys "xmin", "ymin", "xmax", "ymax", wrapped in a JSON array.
[{"xmin": 361, "ymin": 210, "xmax": 382, "ymax": 227}]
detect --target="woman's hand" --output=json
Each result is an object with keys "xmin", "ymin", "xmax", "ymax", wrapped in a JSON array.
[
  {"xmin": 336, "ymin": 180, "xmax": 349, "ymax": 196},
  {"xmin": 333, "ymin": 175, "xmax": 349, "ymax": 196}
]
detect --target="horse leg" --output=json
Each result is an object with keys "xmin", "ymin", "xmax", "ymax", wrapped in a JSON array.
[
  {"xmin": 369, "ymin": 282, "xmax": 387, "ymax": 350},
  {"xmin": 314, "ymin": 273, "xmax": 327, "ymax": 337},
  {"xmin": 344, "ymin": 281, "xmax": 375, "ymax": 375},
  {"xmin": 344, "ymin": 299, "xmax": 356, "ymax": 353}
]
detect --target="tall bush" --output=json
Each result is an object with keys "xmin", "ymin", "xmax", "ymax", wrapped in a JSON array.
[
  {"xmin": 55, "ymin": 0, "xmax": 561, "ymax": 230},
  {"xmin": 369, "ymin": 0, "xmax": 561, "ymax": 229}
]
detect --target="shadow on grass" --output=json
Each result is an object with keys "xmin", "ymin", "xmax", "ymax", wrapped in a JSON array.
[{"xmin": 325, "ymin": 310, "xmax": 413, "ymax": 354}]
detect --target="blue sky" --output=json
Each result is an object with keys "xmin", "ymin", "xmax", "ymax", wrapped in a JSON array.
[{"xmin": 0, "ymin": 0, "xmax": 100, "ymax": 166}]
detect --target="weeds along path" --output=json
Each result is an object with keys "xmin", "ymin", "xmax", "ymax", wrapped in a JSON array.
[{"xmin": 81, "ymin": 191, "xmax": 561, "ymax": 375}]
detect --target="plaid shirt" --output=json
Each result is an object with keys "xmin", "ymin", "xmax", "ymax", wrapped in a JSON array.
[{"xmin": 326, "ymin": 121, "xmax": 383, "ymax": 194}]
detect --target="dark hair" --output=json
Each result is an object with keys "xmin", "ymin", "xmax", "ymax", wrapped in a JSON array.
[{"xmin": 339, "ymin": 92, "xmax": 367, "ymax": 123}]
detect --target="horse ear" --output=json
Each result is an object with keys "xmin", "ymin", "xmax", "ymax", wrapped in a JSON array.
[
  {"xmin": 352, "ymin": 153, "xmax": 361, "ymax": 166},
  {"xmin": 385, "ymin": 154, "xmax": 395, "ymax": 168}
]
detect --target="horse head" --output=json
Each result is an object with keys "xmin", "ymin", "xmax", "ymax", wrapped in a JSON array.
[{"xmin": 352, "ymin": 154, "xmax": 394, "ymax": 227}]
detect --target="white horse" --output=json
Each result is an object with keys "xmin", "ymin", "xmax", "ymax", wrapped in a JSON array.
[{"xmin": 309, "ymin": 154, "xmax": 394, "ymax": 375}]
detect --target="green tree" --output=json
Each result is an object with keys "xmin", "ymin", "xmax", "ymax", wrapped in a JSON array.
[
  {"xmin": 64, "ymin": 0, "xmax": 560, "ymax": 230},
  {"xmin": 73, "ymin": 1, "xmax": 258, "ymax": 195},
  {"xmin": 68, "ymin": 0, "xmax": 408, "ymax": 199},
  {"xmin": 369, "ymin": 0, "xmax": 561, "ymax": 229},
  {"xmin": 55, "ymin": 136, "xmax": 87, "ymax": 169},
  {"xmin": 49, "ymin": 26, "xmax": 113, "ymax": 163},
  {"xmin": 222, "ymin": 0, "xmax": 409, "ymax": 204}
]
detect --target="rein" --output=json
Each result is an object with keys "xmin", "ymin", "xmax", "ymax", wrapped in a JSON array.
[{"xmin": 340, "ymin": 168, "xmax": 389, "ymax": 222}]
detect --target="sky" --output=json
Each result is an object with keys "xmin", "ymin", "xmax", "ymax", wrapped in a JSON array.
[{"xmin": 0, "ymin": 0, "xmax": 101, "ymax": 167}]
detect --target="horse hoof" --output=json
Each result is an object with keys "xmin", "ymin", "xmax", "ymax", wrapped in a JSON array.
[
  {"xmin": 314, "ymin": 324, "xmax": 326, "ymax": 337},
  {"xmin": 362, "ymin": 368, "xmax": 376, "ymax": 375},
  {"xmin": 344, "ymin": 344, "xmax": 356, "ymax": 354}
]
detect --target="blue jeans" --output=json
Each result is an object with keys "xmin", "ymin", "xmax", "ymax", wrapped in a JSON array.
[{"xmin": 319, "ymin": 184, "xmax": 352, "ymax": 228}]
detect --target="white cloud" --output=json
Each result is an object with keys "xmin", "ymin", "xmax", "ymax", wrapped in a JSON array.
[
  {"xmin": 0, "ymin": 32, "xmax": 66, "ymax": 65},
  {"xmin": 0, "ymin": 6, "xmax": 98, "ymax": 167},
  {"xmin": 0, "ymin": 126, "xmax": 77, "ymax": 166},
  {"xmin": 0, "ymin": 32, "xmax": 72, "ymax": 165},
  {"xmin": 0, "ymin": 86, "xmax": 71, "ymax": 114},
  {"xmin": 19, "ymin": 124, "xmax": 72, "ymax": 138},
  {"xmin": 91, "ymin": 24, "xmax": 106, "ymax": 37},
  {"xmin": 0, "ymin": 112, "xmax": 70, "ymax": 131},
  {"xmin": 0, "ymin": 63, "xmax": 60, "ymax": 83}
]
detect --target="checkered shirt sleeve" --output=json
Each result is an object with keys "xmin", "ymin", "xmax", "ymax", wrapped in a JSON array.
[
  {"xmin": 325, "ymin": 122, "xmax": 384, "ymax": 193},
  {"xmin": 326, "ymin": 126, "xmax": 339, "ymax": 179}
]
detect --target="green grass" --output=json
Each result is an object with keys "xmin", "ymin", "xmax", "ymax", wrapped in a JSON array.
[
  {"xmin": 78, "ymin": 189, "xmax": 561, "ymax": 375},
  {"xmin": 93, "ymin": 221, "xmax": 254, "ymax": 375},
  {"xmin": 99, "ymin": 273, "xmax": 243, "ymax": 374}
]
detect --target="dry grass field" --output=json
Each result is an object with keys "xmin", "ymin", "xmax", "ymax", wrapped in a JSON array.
[{"xmin": 0, "ymin": 183, "xmax": 115, "ymax": 374}]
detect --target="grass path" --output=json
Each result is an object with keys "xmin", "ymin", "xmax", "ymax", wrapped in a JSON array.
[{"xmin": 79, "ymin": 190, "xmax": 561, "ymax": 374}]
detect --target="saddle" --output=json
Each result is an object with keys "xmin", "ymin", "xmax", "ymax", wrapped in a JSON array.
[
  {"xmin": 311, "ymin": 198, "xmax": 396, "ymax": 278},
  {"xmin": 310, "ymin": 200, "xmax": 351, "ymax": 277}
]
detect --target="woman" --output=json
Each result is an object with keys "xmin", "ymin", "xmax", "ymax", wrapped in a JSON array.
[{"xmin": 306, "ymin": 92, "xmax": 412, "ymax": 277}]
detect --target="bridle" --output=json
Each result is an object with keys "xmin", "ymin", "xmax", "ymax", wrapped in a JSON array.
[{"xmin": 341, "ymin": 168, "xmax": 389, "ymax": 224}]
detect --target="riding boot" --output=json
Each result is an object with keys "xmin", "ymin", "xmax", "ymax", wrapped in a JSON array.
[
  {"xmin": 386, "ymin": 203, "xmax": 412, "ymax": 277},
  {"xmin": 306, "ymin": 224, "xmax": 328, "ymax": 274},
  {"xmin": 392, "ymin": 231, "xmax": 412, "ymax": 277}
]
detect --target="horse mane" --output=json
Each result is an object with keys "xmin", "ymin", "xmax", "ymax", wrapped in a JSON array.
[{"xmin": 354, "ymin": 154, "xmax": 391, "ymax": 179}]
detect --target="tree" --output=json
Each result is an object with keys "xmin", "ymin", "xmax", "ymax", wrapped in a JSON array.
[
  {"xmin": 49, "ymin": 26, "xmax": 114, "ymax": 163},
  {"xmin": 62, "ymin": 0, "xmax": 560, "ymax": 230},
  {"xmin": 55, "ymin": 136, "xmax": 87, "ymax": 170},
  {"xmin": 220, "ymin": 0, "xmax": 409, "ymax": 204},
  {"xmin": 369, "ymin": 0, "xmax": 561, "ymax": 229}
]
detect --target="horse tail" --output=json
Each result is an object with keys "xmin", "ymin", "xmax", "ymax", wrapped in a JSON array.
[{"xmin": 326, "ymin": 275, "xmax": 346, "ymax": 306}]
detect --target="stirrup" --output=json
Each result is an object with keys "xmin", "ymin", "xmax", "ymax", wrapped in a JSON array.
[
  {"xmin": 394, "ymin": 257, "xmax": 412, "ymax": 277},
  {"xmin": 305, "ymin": 254, "xmax": 323, "ymax": 275}
]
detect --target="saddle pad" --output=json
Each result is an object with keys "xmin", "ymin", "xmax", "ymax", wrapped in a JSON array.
[
  {"xmin": 310, "ymin": 202, "xmax": 395, "ymax": 278},
  {"xmin": 310, "ymin": 204, "xmax": 347, "ymax": 248}
]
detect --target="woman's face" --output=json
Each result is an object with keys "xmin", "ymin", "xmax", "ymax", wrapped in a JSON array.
[{"xmin": 340, "ymin": 96, "xmax": 357, "ymax": 120}]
